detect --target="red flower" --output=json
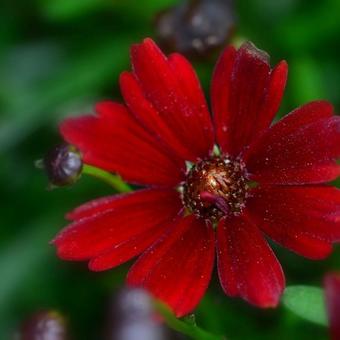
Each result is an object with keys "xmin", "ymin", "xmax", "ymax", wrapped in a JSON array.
[
  {"xmin": 53, "ymin": 38, "xmax": 340, "ymax": 317},
  {"xmin": 325, "ymin": 273, "xmax": 340, "ymax": 340}
]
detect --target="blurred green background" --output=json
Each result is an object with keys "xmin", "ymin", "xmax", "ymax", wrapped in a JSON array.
[{"xmin": 1, "ymin": 0, "xmax": 340, "ymax": 338}]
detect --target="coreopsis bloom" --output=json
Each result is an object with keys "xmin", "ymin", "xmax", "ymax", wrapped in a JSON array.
[
  {"xmin": 53, "ymin": 38, "xmax": 340, "ymax": 317},
  {"xmin": 325, "ymin": 273, "xmax": 340, "ymax": 340}
]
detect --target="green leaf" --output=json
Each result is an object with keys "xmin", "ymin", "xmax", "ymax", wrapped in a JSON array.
[
  {"xmin": 282, "ymin": 285, "xmax": 328, "ymax": 326},
  {"xmin": 154, "ymin": 301, "xmax": 223, "ymax": 340},
  {"xmin": 41, "ymin": 0, "xmax": 107, "ymax": 20}
]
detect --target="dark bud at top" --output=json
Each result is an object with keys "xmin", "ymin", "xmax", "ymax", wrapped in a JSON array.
[
  {"xmin": 155, "ymin": 0, "xmax": 236, "ymax": 59},
  {"xmin": 106, "ymin": 288, "xmax": 167, "ymax": 340},
  {"xmin": 19, "ymin": 310, "xmax": 68, "ymax": 340},
  {"xmin": 41, "ymin": 143, "xmax": 83, "ymax": 187}
]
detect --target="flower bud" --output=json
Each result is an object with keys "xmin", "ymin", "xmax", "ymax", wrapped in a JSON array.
[
  {"xmin": 19, "ymin": 310, "xmax": 68, "ymax": 340},
  {"xmin": 42, "ymin": 143, "xmax": 83, "ymax": 187},
  {"xmin": 106, "ymin": 288, "xmax": 167, "ymax": 340},
  {"xmin": 155, "ymin": 0, "xmax": 236, "ymax": 59}
]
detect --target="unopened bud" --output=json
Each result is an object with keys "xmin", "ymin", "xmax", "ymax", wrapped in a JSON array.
[
  {"xmin": 155, "ymin": 0, "xmax": 236, "ymax": 59},
  {"xmin": 107, "ymin": 288, "xmax": 167, "ymax": 340},
  {"xmin": 19, "ymin": 310, "xmax": 68, "ymax": 340},
  {"xmin": 40, "ymin": 143, "xmax": 83, "ymax": 187}
]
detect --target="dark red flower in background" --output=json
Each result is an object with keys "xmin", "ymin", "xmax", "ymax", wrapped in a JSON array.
[
  {"xmin": 53, "ymin": 38, "xmax": 340, "ymax": 317},
  {"xmin": 325, "ymin": 273, "xmax": 340, "ymax": 340}
]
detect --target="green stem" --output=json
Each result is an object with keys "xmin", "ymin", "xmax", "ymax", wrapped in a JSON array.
[
  {"xmin": 82, "ymin": 164, "xmax": 131, "ymax": 192},
  {"xmin": 154, "ymin": 301, "xmax": 223, "ymax": 340}
]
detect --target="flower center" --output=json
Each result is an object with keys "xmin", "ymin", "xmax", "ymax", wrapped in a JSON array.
[{"xmin": 182, "ymin": 156, "xmax": 248, "ymax": 222}]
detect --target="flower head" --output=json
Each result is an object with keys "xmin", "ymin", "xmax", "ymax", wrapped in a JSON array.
[{"xmin": 52, "ymin": 38, "xmax": 340, "ymax": 317}]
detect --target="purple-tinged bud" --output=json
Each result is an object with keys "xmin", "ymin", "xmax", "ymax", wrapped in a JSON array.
[
  {"xmin": 19, "ymin": 310, "xmax": 68, "ymax": 340},
  {"xmin": 40, "ymin": 143, "xmax": 83, "ymax": 187},
  {"xmin": 106, "ymin": 288, "xmax": 167, "ymax": 340},
  {"xmin": 155, "ymin": 0, "xmax": 236, "ymax": 59}
]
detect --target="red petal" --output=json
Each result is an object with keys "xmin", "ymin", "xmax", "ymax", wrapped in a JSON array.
[
  {"xmin": 245, "ymin": 101, "xmax": 340, "ymax": 184},
  {"xmin": 120, "ymin": 72, "xmax": 193, "ymax": 162},
  {"xmin": 211, "ymin": 42, "xmax": 287, "ymax": 157},
  {"xmin": 217, "ymin": 214, "xmax": 285, "ymax": 307},
  {"xmin": 325, "ymin": 273, "xmax": 340, "ymax": 340},
  {"xmin": 247, "ymin": 186, "xmax": 340, "ymax": 259},
  {"xmin": 60, "ymin": 101, "xmax": 185, "ymax": 187},
  {"xmin": 127, "ymin": 215, "xmax": 215, "ymax": 317},
  {"xmin": 124, "ymin": 38, "xmax": 214, "ymax": 161},
  {"xmin": 53, "ymin": 189, "xmax": 182, "ymax": 262},
  {"xmin": 65, "ymin": 192, "xmax": 137, "ymax": 221},
  {"xmin": 211, "ymin": 46, "xmax": 236, "ymax": 149},
  {"xmin": 88, "ymin": 223, "xmax": 170, "ymax": 272}
]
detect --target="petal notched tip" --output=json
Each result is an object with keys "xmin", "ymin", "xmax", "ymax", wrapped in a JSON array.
[
  {"xmin": 239, "ymin": 41, "xmax": 270, "ymax": 65},
  {"xmin": 245, "ymin": 100, "xmax": 339, "ymax": 185},
  {"xmin": 127, "ymin": 37, "xmax": 214, "ymax": 162},
  {"xmin": 52, "ymin": 189, "xmax": 182, "ymax": 268},
  {"xmin": 126, "ymin": 216, "xmax": 215, "ymax": 317},
  {"xmin": 212, "ymin": 40, "xmax": 288, "ymax": 156},
  {"xmin": 217, "ymin": 215, "xmax": 285, "ymax": 309},
  {"xmin": 130, "ymin": 37, "xmax": 164, "ymax": 62}
]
